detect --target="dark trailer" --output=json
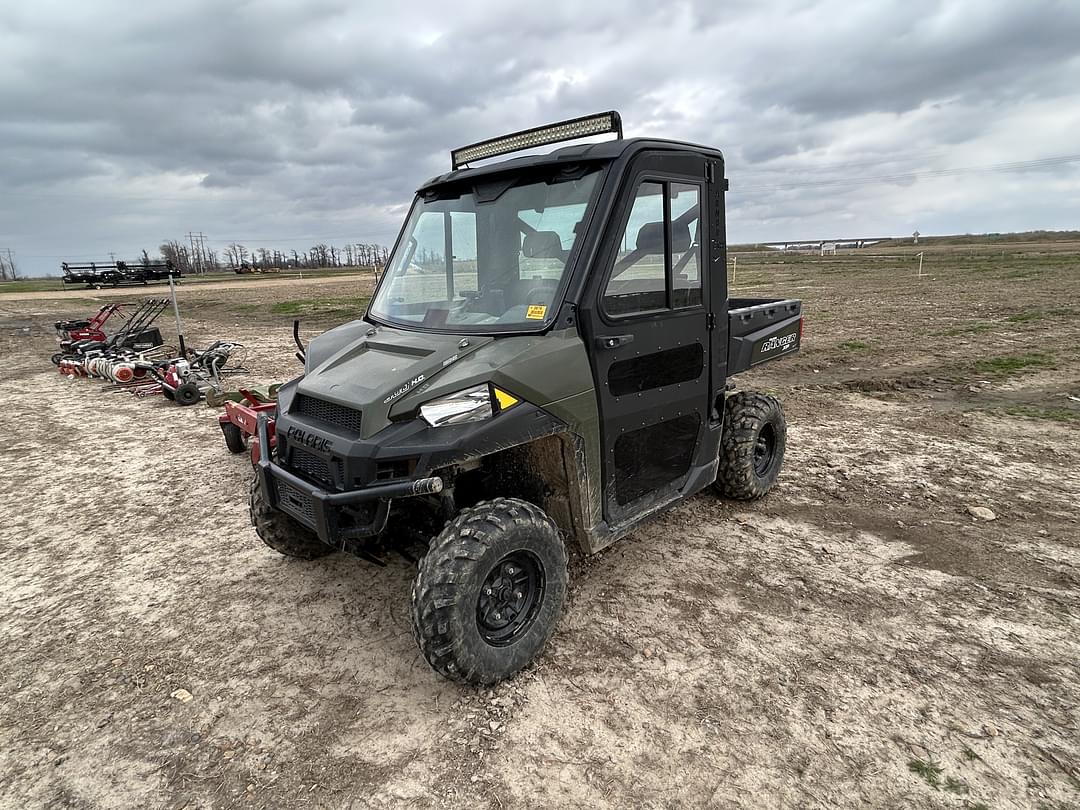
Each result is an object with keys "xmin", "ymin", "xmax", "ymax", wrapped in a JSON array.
[{"xmin": 61, "ymin": 259, "xmax": 180, "ymax": 288}]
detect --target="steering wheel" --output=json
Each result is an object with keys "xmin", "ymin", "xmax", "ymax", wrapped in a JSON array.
[
  {"xmin": 463, "ymin": 286, "xmax": 507, "ymax": 315},
  {"xmin": 525, "ymin": 277, "xmax": 558, "ymax": 305}
]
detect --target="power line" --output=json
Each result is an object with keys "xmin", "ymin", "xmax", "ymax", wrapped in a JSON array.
[
  {"xmin": 12, "ymin": 227, "xmax": 386, "ymax": 255},
  {"xmin": 734, "ymin": 154, "xmax": 1080, "ymax": 194},
  {"xmin": 7, "ymin": 152, "xmax": 1077, "ymax": 220},
  {"xmin": 730, "ymin": 147, "xmax": 955, "ymax": 175},
  {"xmin": 11, "ymin": 232, "xmax": 394, "ymax": 259},
  {"xmin": 204, "ymin": 231, "xmax": 381, "ymax": 244},
  {"xmin": 8, "ymin": 152, "xmax": 1079, "ymax": 261}
]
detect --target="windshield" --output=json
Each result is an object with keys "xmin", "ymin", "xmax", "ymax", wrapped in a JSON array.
[{"xmin": 369, "ymin": 168, "xmax": 602, "ymax": 332}]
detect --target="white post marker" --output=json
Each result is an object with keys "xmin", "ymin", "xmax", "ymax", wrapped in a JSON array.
[
  {"xmin": 168, "ymin": 274, "xmax": 186, "ymax": 356},
  {"xmin": 917, "ymin": 251, "xmax": 924, "ymax": 278},
  {"xmin": 732, "ymin": 255, "xmax": 737, "ymax": 285}
]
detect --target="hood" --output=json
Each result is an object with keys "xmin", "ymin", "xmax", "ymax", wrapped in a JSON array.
[{"xmin": 295, "ymin": 320, "xmax": 493, "ymax": 437}]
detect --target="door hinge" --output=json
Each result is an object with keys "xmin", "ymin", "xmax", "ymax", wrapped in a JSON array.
[{"xmin": 706, "ymin": 312, "xmax": 716, "ymax": 330}]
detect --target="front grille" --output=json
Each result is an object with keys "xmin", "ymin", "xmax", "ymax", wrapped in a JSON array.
[
  {"xmin": 289, "ymin": 447, "xmax": 333, "ymax": 486},
  {"xmin": 294, "ymin": 394, "xmax": 362, "ymax": 433},
  {"xmin": 275, "ymin": 479, "xmax": 315, "ymax": 526}
]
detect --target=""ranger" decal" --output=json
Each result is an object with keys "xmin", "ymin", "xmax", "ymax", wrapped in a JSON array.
[{"xmin": 759, "ymin": 333, "xmax": 798, "ymax": 354}]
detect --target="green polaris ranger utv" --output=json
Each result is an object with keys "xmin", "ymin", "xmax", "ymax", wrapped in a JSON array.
[{"xmin": 250, "ymin": 111, "xmax": 803, "ymax": 685}]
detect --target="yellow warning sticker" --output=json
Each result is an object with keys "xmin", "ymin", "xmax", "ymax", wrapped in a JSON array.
[
  {"xmin": 493, "ymin": 387, "xmax": 519, "ymax": 411},
  {"xmin": 526, "ymin": 304, "xmax": 547, "ymax": 320}
]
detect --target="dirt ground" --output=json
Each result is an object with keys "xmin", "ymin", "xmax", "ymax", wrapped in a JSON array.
[{"xmin": 1, "ymin": 242, "xmax": 1078, "ymax": 809}]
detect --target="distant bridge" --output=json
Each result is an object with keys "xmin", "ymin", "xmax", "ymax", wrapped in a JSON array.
[{"xmin": 750, "ymin": 236, "xmax": 900, "ymax": 249}]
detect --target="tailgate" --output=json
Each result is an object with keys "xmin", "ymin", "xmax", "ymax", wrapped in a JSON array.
[{"xmin": 727, "ymin": 298, "xmax": 803, "ymax": 375}]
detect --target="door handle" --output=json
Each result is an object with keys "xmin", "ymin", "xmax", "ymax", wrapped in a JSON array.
[{"xmin": 596, "ymin": 334, "xmax": 634, "ymax": 349}]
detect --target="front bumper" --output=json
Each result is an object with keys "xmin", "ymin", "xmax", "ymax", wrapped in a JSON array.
[{"xmin": 254, "ymin": 416, "xmax": 443, "ymax": 545}]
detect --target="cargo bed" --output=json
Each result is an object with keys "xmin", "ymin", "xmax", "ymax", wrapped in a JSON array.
[{"xmin": 727, "ymin": 297, "xmax": 803, "ymax": 375}]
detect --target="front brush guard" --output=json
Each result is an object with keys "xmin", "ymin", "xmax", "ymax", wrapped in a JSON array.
[{"xmin": 254, "ymin": 416, "xmax": 443, "ymax": 546}]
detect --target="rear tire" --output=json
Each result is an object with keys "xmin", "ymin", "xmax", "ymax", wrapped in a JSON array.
[
  {"xmin": 174, "ymin": 381, "xmax": 201, "ymax": 406},
  {"xmin": 411, "ymin": 498, "xmax": 568, "ymax": 685},
  {"xmin": 161, "ymin": 386, "xmax": 175, "ymax": 401},
  {"xmin": 715, "ymin": 391, "xmax": 787, "ymax": 500},
  {"xmin": 221, "ymin": 422, "xmax": 247, "ymax": 454},
  {"xmin": 249, "ymin": 474, "xmax": 334, "ymax": 560}
]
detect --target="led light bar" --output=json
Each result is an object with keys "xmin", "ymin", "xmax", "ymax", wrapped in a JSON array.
[{"xmin": 451, "ymin": 111, "xmax": 623, "ymax": 170}]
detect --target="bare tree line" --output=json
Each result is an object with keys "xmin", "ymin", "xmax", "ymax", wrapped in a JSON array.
[
  {"xmin": 159, "ymin": 240, "xmax": 390, "ymax": 274},
  {"xmin": 0, "ymin": 240, "xmax": 389, "ymax": 281}
]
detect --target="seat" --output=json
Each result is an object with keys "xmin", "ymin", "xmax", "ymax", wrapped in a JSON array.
[{"xmin": 522, "ymin": 230, "xmax": 565, "ymax": 260}]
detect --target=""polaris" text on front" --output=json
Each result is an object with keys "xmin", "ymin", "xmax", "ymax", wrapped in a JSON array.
[{"xmin": 286, "ymin": 426, "xmax": 333, "ymax": 452}]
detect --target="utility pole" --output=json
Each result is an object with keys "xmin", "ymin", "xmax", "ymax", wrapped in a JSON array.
[
  {"xmin": 187, "ymin": 232, "xmax": 199, "ymax": 274},
  {"xmin": 1, "ymin": 248, "xmax": 15, "ymax": 281},
  {"xmin": 188, "ymin": 231, "xmax": 210, "ymax": 273}
]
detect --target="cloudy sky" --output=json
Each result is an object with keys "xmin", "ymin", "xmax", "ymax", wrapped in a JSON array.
[{"xmin": 2, "ymin": 0, "xmax": 1079, "ymax": 276}]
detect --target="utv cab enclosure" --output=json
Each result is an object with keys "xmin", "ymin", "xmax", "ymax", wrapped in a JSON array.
[{"xmin": 251, "ymin": 112, "xmax": 803, "ymax": 684}]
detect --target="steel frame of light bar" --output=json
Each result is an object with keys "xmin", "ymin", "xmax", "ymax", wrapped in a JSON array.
[{"xmin": 450, "ymin": 111, "xmax": 623, "ymax": 170}]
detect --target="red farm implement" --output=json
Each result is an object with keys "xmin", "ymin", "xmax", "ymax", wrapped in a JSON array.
[
  {"xmin": 54, "ymin": 303, "xmax": 131, "ymax": 345},
  {"xmin": 53, "ymin": 298, "xmax": 168, "ymax": 365},
  {"xmin": 218, "ymin": 387, "xmax": 280, "ymax": 462}
]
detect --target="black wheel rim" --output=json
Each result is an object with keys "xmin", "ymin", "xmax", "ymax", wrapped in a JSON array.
[
  {"xmin": 754, "ymin": 423, "xmax": 776, "ymax": 477},
  {"xmin": 476, "ymin": 550, "xmax": 545, "ymax": 647}
]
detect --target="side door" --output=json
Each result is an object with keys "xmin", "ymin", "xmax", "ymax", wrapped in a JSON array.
[{"xmin": 580, "ymin": 152, "xmax": 713, "ymax": 528}]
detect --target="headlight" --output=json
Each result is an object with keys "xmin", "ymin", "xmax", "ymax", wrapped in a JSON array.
[
  {"xmin": 420, "ymin": 384, "xmax": 493, "ymax": 427},
  {"xmin": 419, "ymin": 383, "xmax": 521, "ymax": 427}
]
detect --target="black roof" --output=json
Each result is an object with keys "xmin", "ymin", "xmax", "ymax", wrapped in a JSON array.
[{"xmin": 418, "ymin": 137, "xmax": 725, "ymax": 192}]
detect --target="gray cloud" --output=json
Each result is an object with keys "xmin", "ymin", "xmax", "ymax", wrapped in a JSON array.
[
  {"xmin": 1, "ymin": 0, "xmax": 1079, "ymax": 274},
  {"xmin": 732, "ymin": 0, "xmax": 1080, "ymax": 117}
]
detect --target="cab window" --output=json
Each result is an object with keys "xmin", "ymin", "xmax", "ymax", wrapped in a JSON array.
[
  {"xmin": 370, "ymin": 169, "xmax": 600, "ymax": 331},
  {"xmin": 603, "ymin": 181, "xmax": 702, "ymax": 317}
]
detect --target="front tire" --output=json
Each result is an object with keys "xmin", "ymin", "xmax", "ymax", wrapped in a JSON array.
[
  {"xmin": 411, "ymin": 498, "xmax": 568, "ymax": 685},
  {"xmin": 248, "ymin": 474, "xmax": 334, "ymax": 559},
  {"xmin": 715, "ymin": 391, "xmax": 787, "ymax": 500},
  {"xmin": 174, "ymin": 381, "xmax": 201, "ymax": 406}
]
